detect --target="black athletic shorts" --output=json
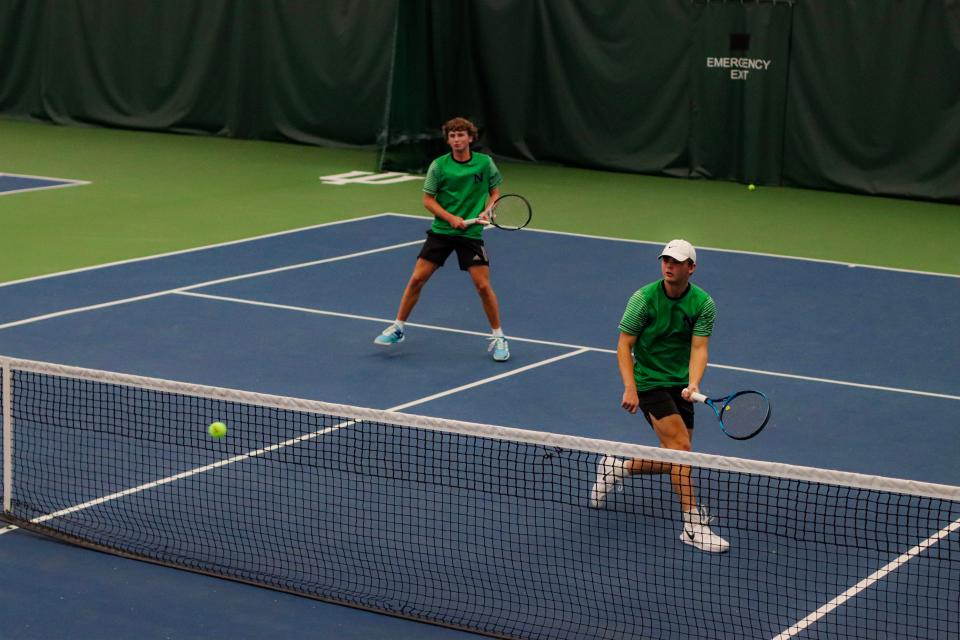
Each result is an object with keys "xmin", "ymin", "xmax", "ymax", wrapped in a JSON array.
[
  {"xmin": 637, "ymin": 386, "xmax": 695, "ymax": 430},
  {"xmin": 419, "ymin": 231, "xmax": 489, "ymax": 271}
]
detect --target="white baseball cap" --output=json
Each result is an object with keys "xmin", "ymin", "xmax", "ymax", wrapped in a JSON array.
[{"xmin": 659, "ymin": 239, "xmax": 697, "ymax": 263}]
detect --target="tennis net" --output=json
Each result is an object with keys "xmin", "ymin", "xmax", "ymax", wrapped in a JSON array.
[{"xmin": 2, "ymin": 357, "xmax": 958, "ymax": 639}]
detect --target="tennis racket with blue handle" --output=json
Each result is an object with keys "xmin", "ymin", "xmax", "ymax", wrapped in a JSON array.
[{"xmin": 689, "ymin": 390, "xmax": 771, "ymax": 440}]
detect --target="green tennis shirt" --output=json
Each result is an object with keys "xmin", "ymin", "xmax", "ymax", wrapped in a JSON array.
[
  {"xmin": 424, "ymin": 152, "xmax": 502, "ymax": 240},
  {"xmin": 619, "ymin": 280, "xmax": 716, "ymax": 391}
]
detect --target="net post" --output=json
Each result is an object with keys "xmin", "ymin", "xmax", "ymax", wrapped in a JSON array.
[{"xmin": 2, "ymin": 359, "xmax": 11, "ymax": 513}]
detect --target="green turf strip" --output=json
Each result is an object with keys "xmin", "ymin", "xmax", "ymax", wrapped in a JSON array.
[{"xmin": 1, "ymin": 118, "xmax": 957, "ymax": 281}]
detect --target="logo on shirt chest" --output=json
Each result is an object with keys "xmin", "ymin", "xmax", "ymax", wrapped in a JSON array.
[{"xmin": 665, "ymin": 307, "xmax": 695, "ymax": 335}]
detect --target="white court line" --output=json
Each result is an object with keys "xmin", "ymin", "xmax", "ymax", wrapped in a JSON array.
[
  {"xmin": 2, "ymin": 210, "xmax": 956, "ymax": 289},
  {"xmin": 384, "ymin": 212, "xmax": 960, "ymax": 279},
  {"xmin": 3, "ymin": 348, "xmax": 588, "ymax": 530},
  {"xmin": 389, "ymin": 348, "xmax": 590, "ymax": 411},
  {"xmin": 178, "ymin": 291, "xmax": 590, "ymax": 349},
  {"xmin": 772, "ymin": 516, "xmax": 960, "ymax": 639},
  {"xmin": 0, "ymin": 172, "xmax": 91, "ymax": 198},
  {"xmin": 0, "ymin": 212, "xmax": 956, "ymax": 400},
  {"xmin": 706, "ymin": 364, "xmax": 960, "ymax": 402},
  {"xmin": 0, "ymin": 239, "xmax": 424, "ymax": 331},
  {"xmin": 2, "ymin": 255, "xmax": 954, "ymax": 402},
  {"xmin": 177, "ymin": 291, "xmax": 960, "ymax": 402},
  {"xmin": 0, "ymin": 212, "xmax": 402, "ymax": 289},
  {"xmin": 2, "ymin": 211, "xmax": 955, "ymax": 624},
  {"xmin": 0, "ymin": 182, "xmax": 92, "ymax": 197},
  {"xmin": 0, "ymin": 172, "xmax": 91, "ymax": 183}
]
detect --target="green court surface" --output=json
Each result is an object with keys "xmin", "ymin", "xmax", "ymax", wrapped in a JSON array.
[{"xmin": 1, "ymin": 117, "xmax": 957, "ymax": 282}]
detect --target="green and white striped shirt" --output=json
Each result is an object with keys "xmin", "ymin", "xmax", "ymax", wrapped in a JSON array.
[
  {"xmin": 424, "ymin": 152, "xmax": 502, "ymax": 240},
  {"xmin": 619, "ymin": 280, "xmax": 716, "ymax": 391}
]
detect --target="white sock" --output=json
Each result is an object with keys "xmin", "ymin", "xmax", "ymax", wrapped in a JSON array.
[
  {"xmin": 491, "ymin": 327, "xmax": 504, "ymax": 338},
  {"xmin": 395, "ymin": 320, "xmax": 405, "ymax": 330}
]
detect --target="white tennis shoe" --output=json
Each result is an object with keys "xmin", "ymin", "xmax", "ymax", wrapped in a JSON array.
[
  {"xmin": 681, "ymin": 509, "xmax": 730, "ymax": 553},
  {"xmin": 590, "ymin": 455, "xmax": 626, "ymax": 508}
]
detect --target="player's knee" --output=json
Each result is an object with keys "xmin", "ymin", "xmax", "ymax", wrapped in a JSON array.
[
  {"xmin": 660, "ymin": 430, "xmax": 692, "ymax": 452},
  {"xmin": 473, "ymin": 280, "xmax": 493, "ymax": 297},
  {"xmin": 409, "ymin": 274, "xmax": 430, "ymax": 290}
]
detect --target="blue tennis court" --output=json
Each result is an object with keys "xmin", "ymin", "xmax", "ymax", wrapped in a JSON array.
[
  {"xmin": 0, "ymin": 172, "xmax": 89, "ymax": 196},
  {"xmin": 1, "ymin": 214, "xmax": 958, "ymax": 639}
]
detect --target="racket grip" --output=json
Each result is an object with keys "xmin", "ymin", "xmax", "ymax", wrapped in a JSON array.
[{"xmin": 688, "ymin": 391, "xmax": 707, "ymax": 403}]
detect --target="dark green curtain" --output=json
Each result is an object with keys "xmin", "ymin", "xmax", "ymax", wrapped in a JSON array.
[
  {"xmin": 256, "ymin": 2, "xmax": 397, "ymax": 145},
  {"xmin": 482, "ymin": 2, "xmax": 694, "ymax": 174},
  {"xmin": 0, "ymin": 0, "xmax": 396, "ymax": 146},
  {"xmin": 380, "ymin": 1, "xmax": 694, "ymax": 174},
  {"xmin": 2, "ymin": 0, "xmax": 958, "ymax": 201},
  {"xmin": 39, "ymin": 1, "xmax": 235, "ymax": 133},
  {"xmin": 783, "ymin": 0, "xmax": 960, "ymax": 201},
  {"xmin": 690, "ymin": 2, "xmax": 793, "ymax": 184},
  {"xmin": 376, "ymin": 0, "xmax": 446, "ymax": 171},
  {"xmin": 0, "ymin": 0, "xmax": 44, "ymax": 118},
  {"xmin": 381, "ymin": 0, "xmax": 959, "ymax": 202}
]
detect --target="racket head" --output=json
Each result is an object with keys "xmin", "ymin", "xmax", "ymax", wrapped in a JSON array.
[
  {"xmin": 717, "ymin": 390, "xmax": 771, "ymax": 440},
  {"xmin": 489, "ymin": 194, "xmax": 532, "ymax": 230}
]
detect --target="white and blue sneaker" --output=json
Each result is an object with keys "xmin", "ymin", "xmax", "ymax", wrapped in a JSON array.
[
  {"xmin": 488, "ymin": 336, "xmax": 510, "ymax": 362},
  {"xmin": 374, "ymin": 323, "xmax": 405, "ymax": 346}
]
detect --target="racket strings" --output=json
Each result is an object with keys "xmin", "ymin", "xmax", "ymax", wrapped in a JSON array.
[
  {"xmin": 491, "ymin": 196, "xmax": 531, "ymax": 229},
  {"xmin": 720, "ymin": 393, "xmax": 770, "ymax": 438}
]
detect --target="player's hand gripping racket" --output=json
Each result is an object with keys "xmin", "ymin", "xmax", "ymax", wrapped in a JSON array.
[
  {"xmin": 689, "ymin": 390, "xmax": 771, "ymax": 440},
  {"xmin": 466, "ymin": 194, "xmax": 532, "ymax": 230}
]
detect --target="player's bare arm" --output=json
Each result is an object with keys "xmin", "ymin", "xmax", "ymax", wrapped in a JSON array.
[
  {"xmin": 479, "ymin": 187, "xmax": 502, "ymax": 222},
  {"xmin": 423, "ymin": 193, "xmax": 467, "ymax": 229},
  {"xmin": 617, "ymin": 331, "xmax": 639, "ymax": 413},
  {"xmin": 682, "ymin": 335, "xmax": 709, "ymax": 401}
]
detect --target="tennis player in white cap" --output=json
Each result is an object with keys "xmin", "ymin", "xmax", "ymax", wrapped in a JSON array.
[{"xmin": 590, "ymin": 239, "xmax": 729, "ymax": 553}]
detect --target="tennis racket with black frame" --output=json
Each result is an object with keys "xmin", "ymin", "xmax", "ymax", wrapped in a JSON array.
[
  {"xmin": 466, "ymin": 193, "xmax": 532, "ymax": 230},
  {"xmin": 689, "ymin": 390, "xmax": 771, "ymax": 440}
]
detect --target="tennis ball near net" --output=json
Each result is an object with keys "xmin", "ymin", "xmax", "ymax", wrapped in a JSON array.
[
  {"xmin": 208, "ymin": 421, "xmax": 228, "ymax": 439},
  {"xmin": 747, "ymin": 184, "xmax": 757, "ymax": 191}
]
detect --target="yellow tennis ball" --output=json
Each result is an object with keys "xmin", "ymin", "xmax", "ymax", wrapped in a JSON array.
[
  {"xmin": 208, "ymin": 421, "xmax": 227, "ymax": 439},
  {"xmin": 748, "ymin": 184, "xmax": 756, "ymax": 191}
]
